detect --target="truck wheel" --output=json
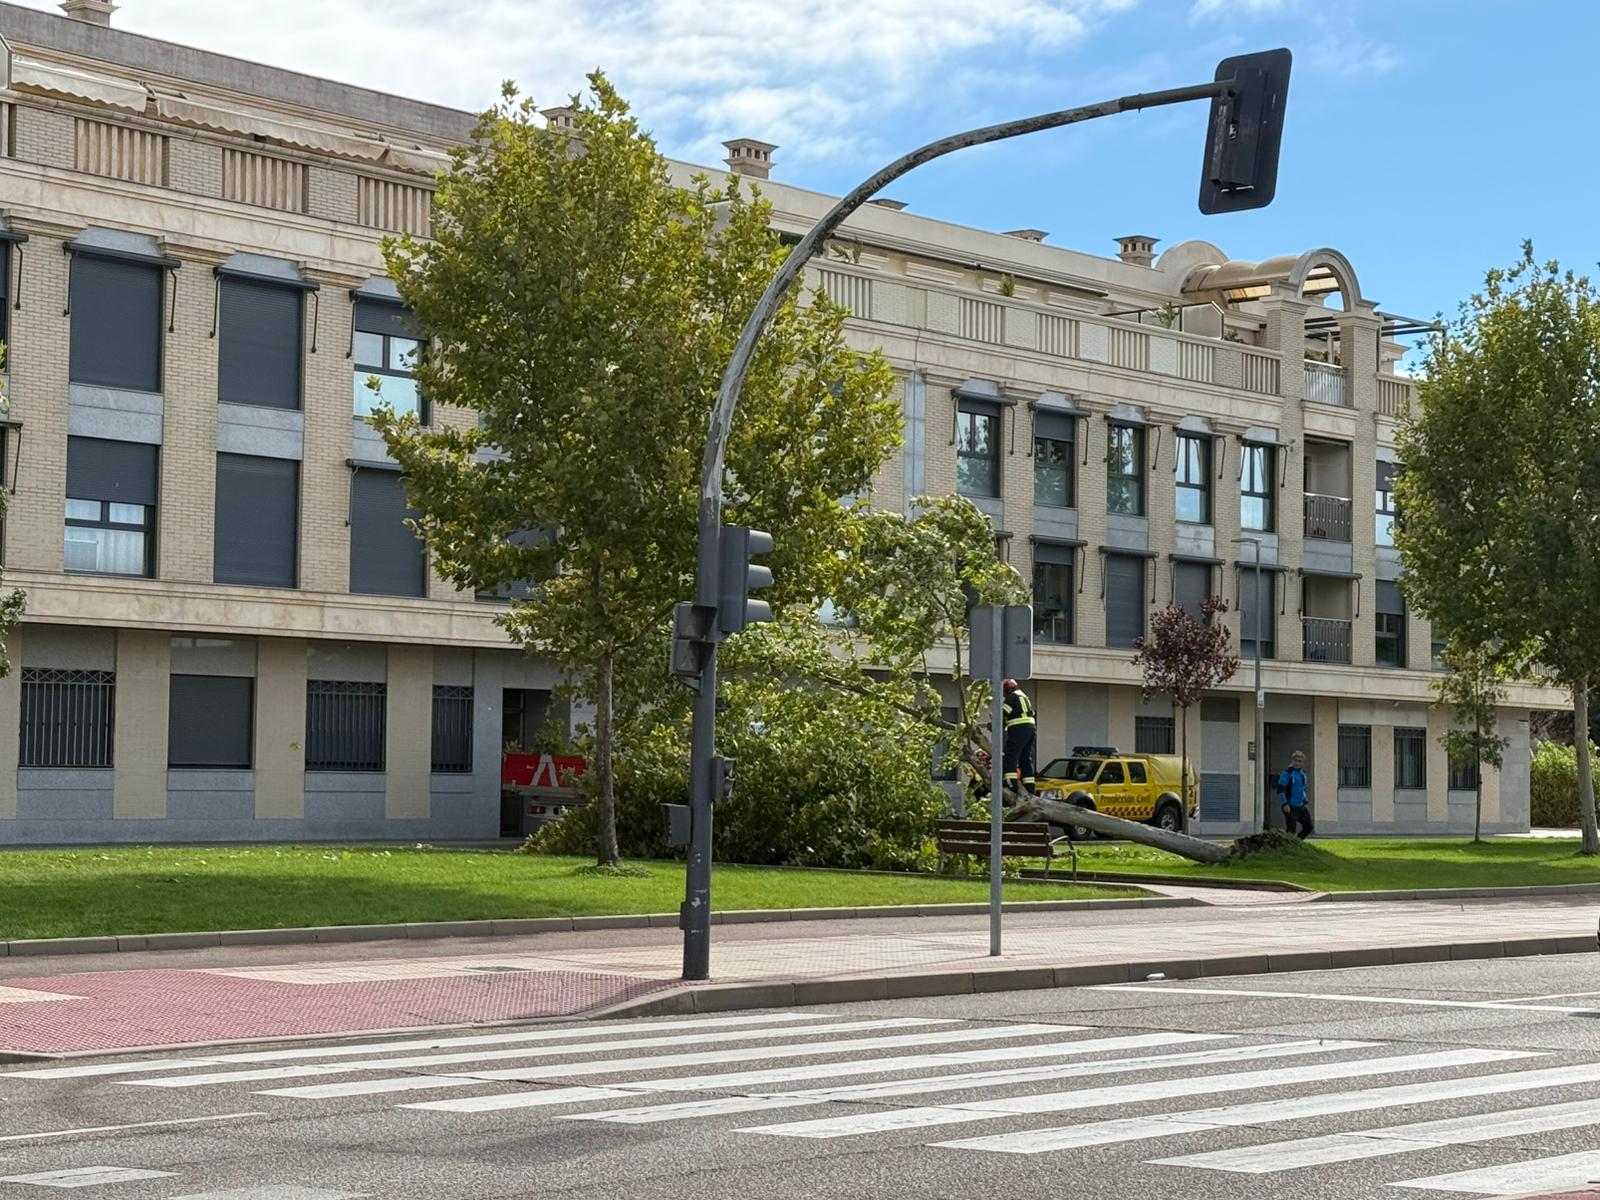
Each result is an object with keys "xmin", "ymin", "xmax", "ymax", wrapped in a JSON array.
[
  {"xmin": 1153, "ymin": 798, "xmax": 1185, "ymax": 832},
  {"xmin": 1063, "ymin": 792, "xmax": 1097, "ymax": 839}
]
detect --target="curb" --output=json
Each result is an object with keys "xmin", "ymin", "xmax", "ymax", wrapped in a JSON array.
[
  {"xmin": 593, "ymin": 931, "xmax": 1600, "ymax": 1019},
  {"xmin": 1060, "ymin": 870, "xmax": 1310, "ymax": 893},
  {"xmin": 1311, "ymin": 882, "xmax": 1600, "ymax": 902},
  {"xmin": 0, "ymin": 893, "xmax": 1197, "ymax": 959}
]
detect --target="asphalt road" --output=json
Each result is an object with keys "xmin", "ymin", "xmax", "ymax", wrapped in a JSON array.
[{"xmin": 9, "ymin": 955, "xmax": 1600, "ymax": 1198}]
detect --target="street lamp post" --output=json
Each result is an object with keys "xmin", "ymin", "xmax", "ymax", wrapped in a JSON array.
[
  {"xmin": 1234, "ymin": 536, "xmax": 1266, "ymax": 831},
  {"xmin": 680, "ymin": 53, "xmax": 1293, "ymax": 982}
]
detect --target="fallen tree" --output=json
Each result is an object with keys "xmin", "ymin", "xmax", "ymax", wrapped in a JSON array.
[{"xmin": 1006, "ymin": 790, "xmax": 1231, "ymax": 865}]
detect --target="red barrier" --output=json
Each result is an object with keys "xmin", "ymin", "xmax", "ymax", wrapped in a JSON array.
[{"xmin": 501, "ymin": 753, "xmax": 587, "ymax": 789}]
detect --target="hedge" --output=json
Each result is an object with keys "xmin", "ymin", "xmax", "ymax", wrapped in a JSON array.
[{"xmin": 1529, "ymin": 741, "xmax": 1600, "ymax": 827}]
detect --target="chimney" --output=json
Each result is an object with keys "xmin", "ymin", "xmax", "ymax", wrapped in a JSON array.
[
  {"xmin": 1115, "ymin": 235, "xmax": 1158, "ymax": 267},
  {"xmin": 60, "ymin": 0, "xmax": 117, "ymax": 25},
  {"xmin": 867, "ymin": 198, "xmax": 908, "ymax": 211},
  {"xmin": 1004, "ymin": 228, "xmax": 1048, "ymax": 243},
  {"xmin": 723, "ymin": 138, "xmax": 777, "ymax": 180},
  {"xmin": 541, "ymin": 106, "xmax": 577, "ymax": 133}
]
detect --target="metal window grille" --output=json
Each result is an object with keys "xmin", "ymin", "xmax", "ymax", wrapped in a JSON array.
[
  {"xmin": 1449, "ymin": 751, "xmax": 1481, "ymax": 792},
  {"xmin": 1136, "ymin": 715, "xmax": 1176, "ymax": 755},
  {"xmin": 1395, "ymin": 727, "xmax": 1427, "ymax": 790},
  {"xmin": 305, "ymin": 680, "xmax": 386, "ymax": 771},
  {"xmin": 19, "ymin": 668, "xmax": 115, "ymax": 767},
  {"xmin": 431, "ymin": 684, "xmax": 473, "ymax": 774},
  {"xmin": 1338, "ymin": 725, "xmax": 1372, "ymax": 788}
]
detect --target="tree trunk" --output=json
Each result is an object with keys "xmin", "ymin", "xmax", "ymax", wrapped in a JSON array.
[
  {"xmin": 1473, "ymin": 772, "xmax": 1483, "ymax": 845},
  {"xmin": 593, "ymin": 651, "xmax": 621, "ymax": 867},
  {"xmin": 1577, "ymin": 679, "xmax": 1599, "ymax": 856},
  {"xmin": 1178, "ymin": 703, "xmax": 1190, "ymax": 835},
  {"xmin": 1011, "ymin": 792, "xmax": 1230, "ymax": 864}
]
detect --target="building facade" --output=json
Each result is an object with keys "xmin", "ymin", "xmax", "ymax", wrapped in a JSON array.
[{"xmin": 0, "ymin": 3, "xmax": 1561, "ymax": 846}]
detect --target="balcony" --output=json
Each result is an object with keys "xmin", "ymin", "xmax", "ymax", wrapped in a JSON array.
[
  {"xmin": 1378, "ymin": 374, "xmax": 1415, "ymax": 417},
  {"xmin": 1303, "ymin": 361, "xmax": 1349, "ymax": 407},
  {"xmin": 1304, "ymin": 493, "xmax": 1353, "ymax": 543},
  {"xmin": 1303, "ymin": 617, "xmax": 1352, "ymax": 664}
]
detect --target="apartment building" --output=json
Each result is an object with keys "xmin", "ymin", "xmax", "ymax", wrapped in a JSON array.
[{"xmin": 0, "ymin": 3, "xmax": 1557, "ymax": 846}]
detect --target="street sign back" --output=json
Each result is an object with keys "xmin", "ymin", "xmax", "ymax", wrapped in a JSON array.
[{"xmin": 970, "ymin": 605, "xmax": 1033, "ymax": 679}]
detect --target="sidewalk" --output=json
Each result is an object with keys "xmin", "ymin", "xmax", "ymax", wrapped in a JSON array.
[{"xmin": 2, "ymin": 891, "xmax": 1597, "ymax": 1057}]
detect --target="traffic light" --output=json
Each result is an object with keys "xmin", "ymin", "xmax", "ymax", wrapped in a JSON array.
[
  {"xmin": 1198, "ymin": 48, "xmax": 1292, "ymax": 215},
  {"xmin": 671, "ymin": 601, "xmax": 715, "ymax": 684},
  {"xmin": 716, "ymin": 525, "xmax": 774, "ymax": 634}
]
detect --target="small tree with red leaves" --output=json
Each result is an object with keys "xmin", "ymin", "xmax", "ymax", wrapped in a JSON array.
[{"xmin": 1133, "ymin": 597, "xmax": 1240, "ymax": 828}]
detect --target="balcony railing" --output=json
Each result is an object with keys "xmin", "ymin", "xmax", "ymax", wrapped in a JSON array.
[
  {"xmin": 1304, "ymin": 493, "xmax": 1353, "ymax": 542},
  {"xmin": 1378, "ymin": 375, "xmax": 1415, "ymax": 417},
  {"xmin": 1303, "ymin": 617, "xmax": 1353, "ymax": 664},
  {"xmin": 1303, "ymin": 361, "xmax": 1349, "ymax": 407}
]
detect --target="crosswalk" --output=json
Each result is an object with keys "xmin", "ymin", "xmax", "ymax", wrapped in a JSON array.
[{"xmin": 9, "ymin": 1010, "xmax": 1600, "ymax": 1196}]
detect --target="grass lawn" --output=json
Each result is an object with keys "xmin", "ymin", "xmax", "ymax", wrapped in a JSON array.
[
  {"xmin": 0, "ymin": 846, "xmax": 1146, "ymax": 941},
  {"xmin": 1072, "ymin": 837, "xmax": 1600, "ymax": 892}
]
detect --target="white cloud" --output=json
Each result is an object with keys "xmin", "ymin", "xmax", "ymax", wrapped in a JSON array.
[
  {"xmin": 1190, "ymin": 0, "xmax": 1291, "ymax": 16},
  {"xmin": 8, "ymin": 0, "xmax": 1137, "ymax": 168}
]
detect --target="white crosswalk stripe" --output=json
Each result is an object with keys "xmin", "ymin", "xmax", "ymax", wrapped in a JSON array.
[{"xmin": 1393, "ymin": 1149, "xmax": 1600, "ymax": 1194}]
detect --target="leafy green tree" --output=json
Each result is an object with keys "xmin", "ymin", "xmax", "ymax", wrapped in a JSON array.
[
  {"xmin": 1396, "ymin": 245, "xmax": 1600, "ymax": 854},
  {"xmin": 370, "ymin": 77, "xmax": 897, "ymax": 865},
  {"xmin": 1434, "ymin": 642, "xmax": 1509, "ymax": 844}
]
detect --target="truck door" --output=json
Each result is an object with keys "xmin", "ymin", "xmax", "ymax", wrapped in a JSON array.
[{"xmin": 1097, "ymin": 760, "xmax": 1128, "ymax": 818}]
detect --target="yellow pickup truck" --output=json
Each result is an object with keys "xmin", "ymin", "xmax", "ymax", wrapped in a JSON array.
[{"xmin": 1035, "ymin": 746, "xmax": 1198, "ymax": 832}]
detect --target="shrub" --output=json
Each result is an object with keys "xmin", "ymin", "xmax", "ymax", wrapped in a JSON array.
[{"xmin": 1528, "ymin": 741, "xmax": 1600, "ymax": 827}]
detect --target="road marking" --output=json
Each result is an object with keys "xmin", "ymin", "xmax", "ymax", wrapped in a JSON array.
[
  {"xmin": 402, "ymin": 1085, "xmax": 640, "ymax": 1113},
  {"xmin": 938, "ymin": 1056, "xmax": 1600, "ymax": 1155},
  {"xmin": 559, "ymin": 1039, "xmax": 1372, "ymax": 1125},
  {"xmin": 126, "ymin": 1017, "xmax": 959, "ymax": 1088},
  {"xmin": 0, "ymin": 1113, "xmax": 265, "ymax": 1144},
  {"xmin": 1394, "ymin": 1150, "xmax": 1600, "ymax": 1194},
  {"xmin": 1489, "ymin": 989, "xmax": 1600, "ymax": 1004},
  {"xmin": 0, "ymin": 1165, "xmax": 179, "ymax": 1187},
  {"xmin": 1153, "ymin": 1097, "xmax": 1600, "ymax": 1173},
  {"xmin": 747, "ymin": 1047, "xmax": 1533, "ymax": 1140},
  {"xmin": 259, "ymin": 1022, "xmax": 1070, "ymax": 1099},
  {"xmin": 5, "ymin": 1011, "xmax": 832, "ymax": 1080},
  {"xmin": 1095, "ymin": 983, "xmax": 1600, "ymax": 1014},
  {"xmin": 172, "ymin": 1189, "xmax": 368, "ymax": 1199},
  {"xmin": 0, "ymin": 987, "xmax": 82, "ymax": 1005}
]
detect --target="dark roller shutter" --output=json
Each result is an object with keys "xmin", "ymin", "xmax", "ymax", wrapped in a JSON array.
[
  {"xmin": 1174, "ymin": 561, "xmax": 1210, "ymax": 621},
  {"xmin": 1240, "ymin": 572, "xmax": 1275, "ymax": 648},
  {"xmin": 350, "ymin": 468, "xmax": 425, "ymax": 597},
  {"xmin": 353, "ymin": 297, "xmax": 418, "ymax": 339},
  {"xmin": 1034, "ymin": 411, "xmax": 1075, "ymax": 443},
  {"xmin": 1377, "ymin": 579, "xmax": 1405, "ymax": 614},
  {"xmin": 218, "ymin": 278, "xmax": 303, "ymax": 410},
  {"xmin": 1104, "ymin": 554, "xmax": 1145, "ymax": 649},
  {"xmin": 168, "ymin": 675, "xmax": 254, "ymax": 768},
  {"xmin": 69, "ymin": 255, "xmax": 163, "ymax": 392},
  {"xmin": 66, "ymin": 437, "xmax": 157, "ymax": 504},
  {"xmin": 1377, "ymin": 461, "xmax": 1400, "ymax": 492},
  {"xmin": 214, "ymin": 454, "xmax": 298, "ymax": 587}
]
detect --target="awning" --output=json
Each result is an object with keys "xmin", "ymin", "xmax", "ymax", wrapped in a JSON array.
[
  {"xmin": 153, "ymin": 93, "xmax": 388, "ymax": 162},
  {"xmin": 12, "ymin": 53, "xmax": 147, "ymax": 113}
]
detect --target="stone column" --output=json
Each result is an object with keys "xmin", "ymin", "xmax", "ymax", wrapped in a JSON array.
[
  {"xmin": 158, "ymin": 247, "xmax": 227, "ymax": 583},
  {"xmin": 1311, "ymin": 695, "xmax": 1339, "ymax": 825},
  {"xmin": 0, "ymin": 625, "xmax": 21, "ymax": 819},
  {"xmin": 1256, "ymin": 286, "xmax": 1308, "ymax": 664},
  {"xmin": 1340, "ymin": 302, "xmax": 1384, "ymax": 669},
  {"xmin": 113, "ymin": 628, "xmax": 170, "ymax": 819},
  {"xmin": 255, "ymin": 636, "xmax": 306, "ymax": 819},
  {"xmin": 385, "ymin": 642, "xmax": 433, "ymax": 819},
  {"xmin": 301, "ymin": 271, "xmax": 361, "ymax": 594}
]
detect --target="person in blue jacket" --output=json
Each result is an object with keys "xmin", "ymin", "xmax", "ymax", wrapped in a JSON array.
[{"xmin": 1277, "ymin": 750, "xmax": 1313, "ymax": 838}]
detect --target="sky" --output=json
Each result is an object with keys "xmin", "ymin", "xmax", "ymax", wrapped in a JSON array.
[{"xmin": 11, "ymin": 0, "xmax": 1597, "ymax": 339}]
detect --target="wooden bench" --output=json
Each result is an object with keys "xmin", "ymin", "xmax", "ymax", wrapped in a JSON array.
[{"xmin": 934, "ymin": 819, "xmax": 1077, "ymax": 879}]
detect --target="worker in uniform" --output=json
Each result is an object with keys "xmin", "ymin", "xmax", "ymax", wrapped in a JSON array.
[{"xmin": 1001, "ymin": 678, "xmax": 1037, "ymax": 796}]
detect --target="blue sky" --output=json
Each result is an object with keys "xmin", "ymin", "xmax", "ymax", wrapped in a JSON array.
[{"xmin": 13, "ymin": 0, "xmax": 1592, "ymax": 334}]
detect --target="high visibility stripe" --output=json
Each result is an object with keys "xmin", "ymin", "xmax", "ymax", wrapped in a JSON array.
[{"xmin": 1394, "ymin": 1150, "xmax": 1600, "ymax": 1195}]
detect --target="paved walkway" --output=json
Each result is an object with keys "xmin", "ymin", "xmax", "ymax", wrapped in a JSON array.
[{"xmin": 2, "ymin": 892, "xmax": 1596, "ymax": 1056}]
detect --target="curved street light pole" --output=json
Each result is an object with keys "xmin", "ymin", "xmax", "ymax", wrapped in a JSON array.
[{"xmin": 683, "ymin": 77, "xmax": 1239, "ymax": 983}]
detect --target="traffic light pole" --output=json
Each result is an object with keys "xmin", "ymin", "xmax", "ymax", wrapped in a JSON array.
[{"xmin": 682, "ymin": 68, "xmax": 1277, "ymax": 983}]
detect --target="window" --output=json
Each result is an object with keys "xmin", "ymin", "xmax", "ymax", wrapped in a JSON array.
[
  {"xmin": 218, "ymin": 276, "xmax": 304, "ymax": 410},
  {"xmin": 476, "ymin": 528, "xmax": 546, "ymax": 603},
  {"xmin": 19, "ymin": 667, "xmax": 115, "ymax": 767},
  {"xmin": 1127, "ymin": 761, "xmax": 1147, "ymax": 784},
  {"xmin": 214, "ymin": 454, "xmax": 298, "ymax": 588},
  {"xmin": 1104, "ymin": 553, "xmax": 1146, "ymax": 649},
  {"xmin": 1450, "ymin": 749, "xmax": 1481, "ymax": 791},
  {"xmin": 168, "ymin": 675, "xmax": 253, "ymax": 768},
  {"xmin": 431, "ymin": 684, "xmax": 473, "ymax": 774},
  {"xmin": 1032, "ymin": 542, "xmax": 1074, "ymax": 645},
  {"xmin": 349, "ymin": 468, "xmax": 426, "ymax": 597},
  {"xmin": 1173, "ymin": 561, "xmax": 1211, "ymax": 622},
  {"xmin": 69, "ymin": 252, "xmax": 163, "ymax": 392},
  {"xmin": 1033, "ymin": 411, "xmax": 1075, "ymax": 508},
  {"xmin": 1376, "ymin": 461, "xmax": 1399, "ymax": 546},
  {"xmin": 1107, "ymin": 423, "xmax": 1144, "ymax": 516},
  {"xmin": 1136, "ymin": 715, "xmax": 1175, "ymax": 755},
  {"xmin": 1098, "ymin": 761, "xmax": 1125, "ymax": 784},
  {"xmin": 1241, "ymin": 442, "xmax": 1275, "ymax": 532},
  {"xmin": 1175, "ymin": 434, "xmax": 1211, "ymax": 524},
  {"xmin": 1238, "ymin": 569, "xmax": 1276, "ymax": 659},
  {"xmin": 1376, "ymin": 580, "xmax": 1407, "ymax": 668},
  {"xmin": 352, "ymin": 299, "xmax": 424, "ymax": 422},
  {"xmin": 1338, "ymin": 725, "xmax": 1372, "ymax": 788},
  {"xmin": 1394, "ymin": 726, "xmax": 1426, "ymax": 790},
  {"xmin": 306, "ymin": 680, "xmax": 386, "ymax": 771},
  {"xmin": 956, "ymin": 402, "xmax": 1000, "ymax": 499},
  {"xmin": 64, "ymin": 437, "xmax": 157, "ymax": 577}
]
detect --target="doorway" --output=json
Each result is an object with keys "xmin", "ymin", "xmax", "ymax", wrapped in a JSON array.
[{"xmin": 1263, "ymin": 722, "xmax": 1314, "ymax": 831}]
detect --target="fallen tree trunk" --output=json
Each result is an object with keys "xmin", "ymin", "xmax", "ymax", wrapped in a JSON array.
[{"xmin": 1008, "ymin": 793, "xmax": 1231, "ymax": 865}]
